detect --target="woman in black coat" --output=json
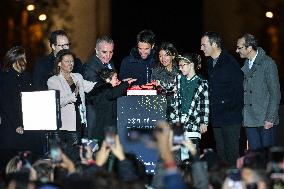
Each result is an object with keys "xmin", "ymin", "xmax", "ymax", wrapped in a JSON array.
[
  {"xmin": 89, "ymin": 69, "xmax": 136, "ymax": 143},
  {"xmin": 0, "ymin": 46, "xmax": 44, "ymax": 164}
]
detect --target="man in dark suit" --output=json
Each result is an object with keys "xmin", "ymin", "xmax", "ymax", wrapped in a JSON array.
[
  {"xmin": 201, "ymin": 31, "xmax": 244, "ymax": 166},
  {"xmin": 236, "ymin": 34, "xmax": 281, "ymax": 150},
  {"xmin": 83, "ymin": 35, "xmax": 115, "ymax": 138},
  {"xmin": 33, "ymin": 30, "xmax": 83, "ymax": 90}
]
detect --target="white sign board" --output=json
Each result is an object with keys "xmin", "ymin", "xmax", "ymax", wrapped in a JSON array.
[{"xmin": 21, "ymin": 90, "xmax": 60, "ymax": 130}]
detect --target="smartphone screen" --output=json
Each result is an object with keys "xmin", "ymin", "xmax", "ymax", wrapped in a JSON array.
[
  {"xmin": 105, "ymin": 127, "xmax": 116, "ymax": 147},
  {"xmin": 173, "ymin": 135, "xmax": 184, "ymax": 145},
  {"xmin": 50, "ymin": 146, "xmax": 62, "ymax": 163},
  {"xmin": 81, "ymin": 138, "xmax": 98, "ymax": 152},
  {"xmin": 172, "ymin": 122, "xmax": 184, "ymax": 145}
]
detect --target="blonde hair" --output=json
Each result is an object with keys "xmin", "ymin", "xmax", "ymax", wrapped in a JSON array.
[{"xmin": 5, "ymin": 156, "xmax": 21, "ymax": 174}]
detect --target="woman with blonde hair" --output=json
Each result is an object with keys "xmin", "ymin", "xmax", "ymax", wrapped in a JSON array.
[{"xmin": 5, "ymin": 156, "xmax": 21, "ymax": 174}]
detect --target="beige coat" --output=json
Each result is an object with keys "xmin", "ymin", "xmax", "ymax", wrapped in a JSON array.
[{"xmin": 47, "ymin": 73, "xmax": 96, "ymax": 131}]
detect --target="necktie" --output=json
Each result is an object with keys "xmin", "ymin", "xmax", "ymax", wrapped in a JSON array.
[{"xmin": 104, "ymin": 63, "xmax": 110, "ymax": 69}]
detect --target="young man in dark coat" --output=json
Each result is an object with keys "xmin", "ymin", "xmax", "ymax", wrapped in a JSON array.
[
  {"xmin": 119, "ymin": 29, "xmax": 157, "ymax": 86},
  {"xmin": 201, "ymin": 31, "xmax": 244, "ymax": 166}
]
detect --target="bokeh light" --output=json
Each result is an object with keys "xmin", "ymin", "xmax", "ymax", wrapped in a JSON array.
[
  {"xmin": 265, "ymin": 11, "xmax": 274, "ymax": 18},
  {"xmin": 26, "ymin": 4, "xmax": 35, "ymax": 11},
  {"xmin": 38, "ymin": 14, "xmax": 47, "ymax": 21}
]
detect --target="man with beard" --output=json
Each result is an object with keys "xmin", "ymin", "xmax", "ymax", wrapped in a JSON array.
[{"xmin": 120, "ymin": 29, "xmax": 157, "ymax": 86}]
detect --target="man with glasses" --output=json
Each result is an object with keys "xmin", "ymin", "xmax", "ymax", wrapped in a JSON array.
[
  {"xmin": 33, "ymin": 29, "xmax": 83, "ymax": 90},
  {"xmin": 236, "ymin": 33, "xmax": 281, "ymax": 150},
  {"xmin": 201, "ymin": 31, "xmax": 243, "ymax": 166}
]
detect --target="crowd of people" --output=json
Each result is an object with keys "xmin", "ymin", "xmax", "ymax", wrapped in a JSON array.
[{"xmin": 0, "ymin": 28, "xmax": 283, "ymax": 189}]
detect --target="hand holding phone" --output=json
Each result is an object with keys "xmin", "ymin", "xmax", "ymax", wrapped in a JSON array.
[
  {"xmin": 110, "ymin": 135, "xmax": 126, "ymax": 161},
  {"xmin": 95, "ymin": 141, "xmax": 111, "ymax": 166}
]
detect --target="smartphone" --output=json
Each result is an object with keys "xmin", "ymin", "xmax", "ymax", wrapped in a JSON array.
[
  {"xmin": 105, "ymin": 127, "xmax": 116, "ymax": 147},
  {"xmin": 50, "ymin": 146, "xmax": 62, "ymax": 163},
  {"xmin": 172, "ymin": 122, "xmax": 184, "ymax": 145},
  {"xmin": 173, "ymin": 135, "xmax": 184, "ymax": 145},
  {"xmin": 81, "ymin": 138, "xmax": 99, "ymax": 152}
]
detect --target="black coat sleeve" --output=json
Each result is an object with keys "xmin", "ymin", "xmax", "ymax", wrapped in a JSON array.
[{"xmin": 105, "ymin": 82, "xmax": 128, "ymax": 100}]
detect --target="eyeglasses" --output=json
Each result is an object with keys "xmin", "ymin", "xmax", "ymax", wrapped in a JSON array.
[
  {"xmin": 56, "ymin": 43, "xmax": 71, "ymax": 48},
  {"xmin": 236, "ymin": 46, "xmax": 245, "ymax": 50}
]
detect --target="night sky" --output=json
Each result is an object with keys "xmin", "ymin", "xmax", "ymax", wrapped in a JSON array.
[{"xmin": 111, "ymin": 0, "xmax": 203, "ymax": 66}]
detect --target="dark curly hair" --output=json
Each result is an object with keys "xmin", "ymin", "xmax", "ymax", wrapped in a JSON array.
[
  {"xmin": 157, "ymin": 42, "xmax": 179, "ymax": 67},
  {"xmin": 53, "ymin": 49, "xmax": 76, "ymax": 75},
  {"xmin": 98, "ymin": 68, "xmax": 117, "ymax": 83}
]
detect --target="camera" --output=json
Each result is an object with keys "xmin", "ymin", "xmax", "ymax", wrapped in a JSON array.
[{"xmin": 81, "ymin": 138, "xmax": 98, "ymax": 159}]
